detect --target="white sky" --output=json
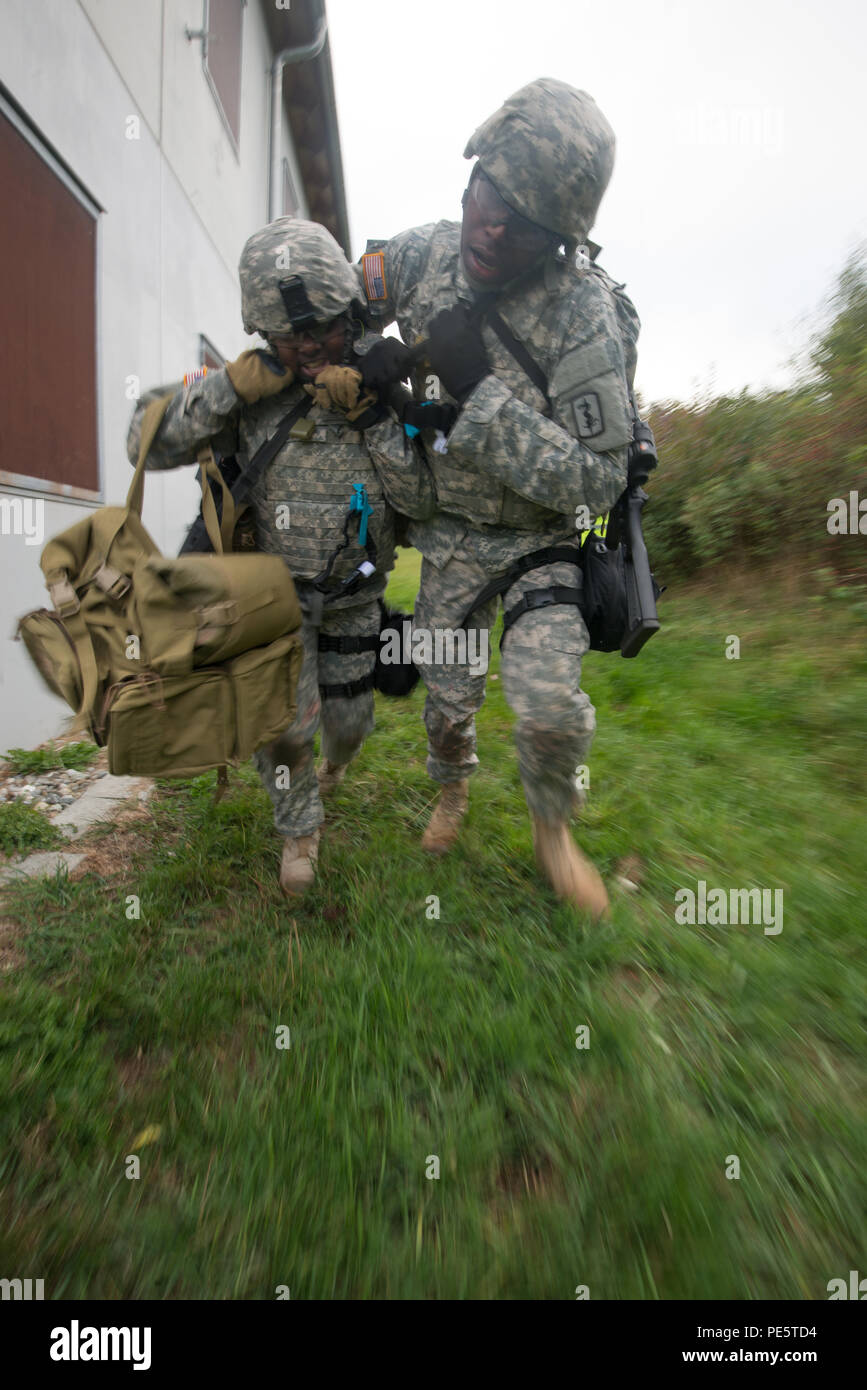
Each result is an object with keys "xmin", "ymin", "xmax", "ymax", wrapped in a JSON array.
[{"xmin": 325, "ymin": 0, "xmax": 867, "ymax": 406}]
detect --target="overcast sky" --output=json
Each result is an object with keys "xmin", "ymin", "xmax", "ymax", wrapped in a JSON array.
[{"xmin": 326, "ymin": 0, "xmax": 867, "ymax": 406}]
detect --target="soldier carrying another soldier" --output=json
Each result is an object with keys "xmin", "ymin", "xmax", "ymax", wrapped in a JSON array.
[{"xmin": 357, "ymin": 79, "xmax": 642, "ymax": 918}]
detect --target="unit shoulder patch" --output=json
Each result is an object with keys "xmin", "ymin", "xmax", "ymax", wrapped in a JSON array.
[{"xmin": 573, "ymin": 392, "xmax": 604, "ymax": 439}]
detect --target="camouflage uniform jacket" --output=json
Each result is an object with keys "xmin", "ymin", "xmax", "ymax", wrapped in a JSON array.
[
  {"xmin": 126, "ymin": 360, "xmax": 434, "ymax": 604},
  {"xmin": 363, "ymin": 220, "xmax": 640, "ymax": 572}
]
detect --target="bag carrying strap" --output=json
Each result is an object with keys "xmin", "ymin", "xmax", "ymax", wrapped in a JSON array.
[
  {"xmin": 198, "ymin": 446, "xmax": 236, "ymax": 555},
  {"xmin": 56, "ymin": 599, "xmax": 102, "ymax": 726},
  {"xmin": 124, "ymin": 394, "xmax": 176, "ymax": 518},
  {"xmin": 81, "ymin": 392, "xmax": 175, "ymax": 601},
  {"xmin": 40, "ymin": 395, "xmax": 176, "ymax": 725}
]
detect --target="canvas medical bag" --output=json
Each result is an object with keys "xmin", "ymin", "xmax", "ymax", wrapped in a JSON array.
[{"xmin": 17, "ymin": 397, "xmax": 303, "ymax": 777}]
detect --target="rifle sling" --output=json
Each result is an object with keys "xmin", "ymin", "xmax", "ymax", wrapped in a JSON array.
[{"xmin": 479, "ymin": 305, "xmax": 552, "ymax": 410}]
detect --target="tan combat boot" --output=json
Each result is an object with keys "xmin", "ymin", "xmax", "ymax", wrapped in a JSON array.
[
  {"xmin": 421, "ymin": 779, "xmax": 469, "ymax": 855},
  {"xmin": 317, "ymin": 760, "xmax": 347, "ymax": 798},
  {"xmin": 531, "ymin": 815, "xmax": 609, "ymax": 919},
  {"xmin": 280, "ymin": 828, "xmax": 320, "ymax": 896}
]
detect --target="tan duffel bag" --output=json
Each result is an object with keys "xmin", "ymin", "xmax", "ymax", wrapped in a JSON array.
[{"xmin": 17, "ymin": 396, "xmax": 304, "ymax": 778}]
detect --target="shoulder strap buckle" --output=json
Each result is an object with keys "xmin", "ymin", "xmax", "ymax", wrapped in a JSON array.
[
  {"xmin": 49, "ymin": 578, "xmax": 80, "ymax": 617},
  {"xmin": 93, "ymin": 563, "xmax": 132, "ymax": 601}
]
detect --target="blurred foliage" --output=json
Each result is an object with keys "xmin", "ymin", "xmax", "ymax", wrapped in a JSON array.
[{"xmin": 643, "ymin": 249, "xmax": 867, "ymax": 585}]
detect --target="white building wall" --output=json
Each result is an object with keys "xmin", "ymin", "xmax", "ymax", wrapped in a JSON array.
[{"xmin": 0, "ymin": 0, "xmax": 310, "ymax": 749}]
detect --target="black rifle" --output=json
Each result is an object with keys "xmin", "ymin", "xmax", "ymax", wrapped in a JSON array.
[{"xmin": 602, "ymin": 396, "xmax": 662, "ymax": 657}]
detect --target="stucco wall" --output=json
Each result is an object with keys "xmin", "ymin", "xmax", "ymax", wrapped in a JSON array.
[{"xmin": 0, "ymin": 0, "xmax": 309, "ymax": 748}]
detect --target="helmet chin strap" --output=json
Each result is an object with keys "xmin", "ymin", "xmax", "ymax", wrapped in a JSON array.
[{"xmin": 342, "ymin": 312, "xmax": 361, "ymax": 366}]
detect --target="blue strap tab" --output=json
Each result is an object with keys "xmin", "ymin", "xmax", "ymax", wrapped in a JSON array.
[{"xmin": 350, "ymin": 483, "xmax": 373, "ymax": 546}]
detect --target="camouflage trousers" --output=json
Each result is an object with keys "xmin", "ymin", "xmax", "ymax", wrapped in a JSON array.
[
  {"xmin": 252, "ymin": 585, "xmax": 380, "ymax": 837},
  {"xmin": 412, "ymin": 545, "xmax": 595, "ymax": 822}
]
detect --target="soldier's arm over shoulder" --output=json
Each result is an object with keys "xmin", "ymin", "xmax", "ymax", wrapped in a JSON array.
[
  {"xmin": 447, "ymin": 274, "xmax": 639, "ymax": 517},
  {"xmin": 126, "ymin": 368, "xmax": 242, "ymax": 471},
  {"xmin": 358, "ymin": 225, "xmax": 439, "ymax": 329},
  {"xmin": 350, "ymin": 333, "xmax": 437, "ymax": 519}
]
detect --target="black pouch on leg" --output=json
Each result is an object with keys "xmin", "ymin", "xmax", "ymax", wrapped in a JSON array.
[
  {"xmin": 375, "ymin": 602, "xmax": 420, "ymax": 697},
  {"xmin": 580, "ymin": 539, "xmax": 630, "ymax": 653},
  {"xmin": 317, "ymin": 602, "xmax": 420, "ymax": 698}
]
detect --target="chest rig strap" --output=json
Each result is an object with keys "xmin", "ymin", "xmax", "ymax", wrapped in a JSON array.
[{"xmin": 478, "ymin": 301, "xmax": 553, "ymax": 412}]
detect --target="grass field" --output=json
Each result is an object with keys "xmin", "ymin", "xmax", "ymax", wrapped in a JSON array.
[{"xmin": 1, "ymin": 552, "xmax": 864, "ymax": 1299}]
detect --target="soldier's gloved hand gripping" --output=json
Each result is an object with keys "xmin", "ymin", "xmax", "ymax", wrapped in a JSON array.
[
  {"xmin": 426, "ymin": 306, "xmax": 490, "ymax": 404},
  {"xmin": 358, "ymin": 338, "xmax": 415, "ymax": 391},
  {"xmin": 305, "ymin": 365, "xmax": 385, "ymax": 430},
  {"xmin": 225, "ymin": 348, "xmax": 294, "ymax": 405}
]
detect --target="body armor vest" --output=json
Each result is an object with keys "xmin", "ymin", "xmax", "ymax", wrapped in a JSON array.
[{"xmin": 239, "ymin": 391, "xmax": 395, "ymax": 583}]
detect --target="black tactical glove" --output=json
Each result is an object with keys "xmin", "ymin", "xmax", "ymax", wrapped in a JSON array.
[
  {"xmin": 359, "ymin": 338, "xmax": 415, "ymax": 391},
  {"xmin": 426, "ymin": 307, "xmax": 490, "ymax": 404}
]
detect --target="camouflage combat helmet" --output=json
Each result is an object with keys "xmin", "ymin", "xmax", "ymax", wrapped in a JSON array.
[
  {"xmin": 464, "ymin": 78, "xmax": 616, "ymax": 248},
  {"xmin": 239, "ymin": 217, "xmax": 360, "ymax": 334}
]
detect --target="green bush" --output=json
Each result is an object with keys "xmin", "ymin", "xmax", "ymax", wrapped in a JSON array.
[{"xmin": 643, "ymin": 250, "xmax": 867, "ymax": 586}]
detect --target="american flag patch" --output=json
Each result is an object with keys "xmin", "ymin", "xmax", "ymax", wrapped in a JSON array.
[
  {"xmin": 183, "ymin": 366, "xmax": 208, "ymax": 387},
  {"xmin": 361, "ymin": 251, "xmax": 387, "ymax": 301}
]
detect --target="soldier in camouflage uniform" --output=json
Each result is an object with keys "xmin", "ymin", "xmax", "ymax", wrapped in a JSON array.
[
  {"xmin": 359, "ymin": 79, "xmax": 641, "ymax": 917},
  {"xmin": 127, "ymin": 218, "xmax": 432, "ymax": 895}
]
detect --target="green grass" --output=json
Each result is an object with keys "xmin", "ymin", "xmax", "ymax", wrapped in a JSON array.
[
  {"xmin": 1, "ymin": 741, "xmax": 99, "ymax": 776},
  {"xmin": 0, "ymin": 557, "xmax": 864, "ymax": 1299},
  {"xmin": 0, "ymin": 803, "xmax": 62, "ymax": 855}
]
